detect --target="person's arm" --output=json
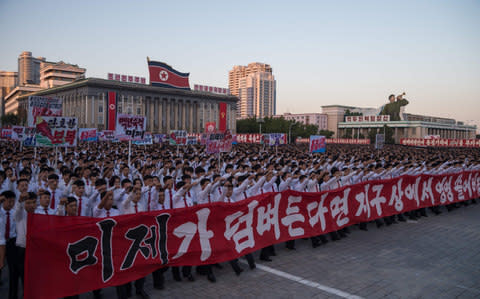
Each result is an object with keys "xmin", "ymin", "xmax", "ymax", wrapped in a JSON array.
[
  {"xmin": 297, "ymin": 179, "xmax": 309, "ymax": 192},
  {"xmin": 233, "ymin": 177, "xmax": 251, "ymax": 197}
]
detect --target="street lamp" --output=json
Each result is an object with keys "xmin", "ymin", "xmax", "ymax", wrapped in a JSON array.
[
  {"xmin": 257, "ymin": 117, "xmax": 264, "ymax": 134},
  {"xmin": 288, "ymin": 122, "xmax": 294, "ymax": 144}
]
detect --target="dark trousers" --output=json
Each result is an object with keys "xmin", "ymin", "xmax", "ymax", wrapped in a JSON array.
[
  {"xmin": 15, "ymin": 246, "xmax": 25, "ymax": 287},
  {"xmin": 117, "ymin": 277, "xmax": 145, "ymax": 299},
  {"xmin": 172, "ymin": 266, "xmax": 192, "ymax": 280},
  {"xmin": 6, "ymin": 238, "xmax": 19, "ymax": 299},
  {"xmin": 152, "ymin": 267, "xmax": 169, "ymax": 288}
]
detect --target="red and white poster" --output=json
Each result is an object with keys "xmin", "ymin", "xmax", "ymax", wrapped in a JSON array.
[
  {"xmin": 28, "ymin": 96, "xmax": 63, "ymax": 127},
  {"xmin": 79, "ymin": 128, "xmax": 98, "ymax": 142},
  {"xmin": 25, "ymin": 170, "xmax": 480, "ymax": 298},
  {"xmin": 235, "ymin": 134, "xmax": 263, "ymax": 144},
  {"xmin": 34, "ymin": 116, "xmax": 78, "ymax": 147},
  {"xmin": 98, "ymin": 130, "xmax": 116, "ymax": 141},
  {"xmin": 205, "ymin": 122, "xmax": 216, "ymax": 133},
  {"xmin": 115, "ymin": 114, "xmax": 146, "ymax": 141},
  {"xmin": 310, "ymin": 135, "xmax": 326, "ymax": 153},
  {"xmin": 206, "ymin": 133, "xmax": 233, "ymax": 154}
]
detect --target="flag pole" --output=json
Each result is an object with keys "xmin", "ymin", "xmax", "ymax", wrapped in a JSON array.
[{"xmin": 128, "ymin": 140, "xmax": 132, "ymax": 166}]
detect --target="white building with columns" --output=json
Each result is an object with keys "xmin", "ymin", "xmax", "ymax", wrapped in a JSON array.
[{"xmin": 16, "ymin": 78, "xmax": 238, "ymax": 133}]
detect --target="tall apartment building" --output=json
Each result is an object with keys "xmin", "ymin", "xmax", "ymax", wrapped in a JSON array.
[
  {"xmin": 2, "ymin": 51, "xmax": 86, "ymax": 116},
  {"xmin": 18, "ymin": 51, "xmax": 47, "ymax": 85},
  {"xmin": 228, "ymin": 62, "xmax": 275, "ymax": 119}
]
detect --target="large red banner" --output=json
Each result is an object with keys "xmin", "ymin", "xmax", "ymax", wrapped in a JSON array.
[
  {"xmin": 25, "ymin": 171, "xmax": 480, "ymax": 298},
  {"xmin": 107, "ymin": 92, "xmax": 116, "ymax": 131},
  {"xmin": 219, "ymin": 102, "xmax": 227, "ymax": 131}
]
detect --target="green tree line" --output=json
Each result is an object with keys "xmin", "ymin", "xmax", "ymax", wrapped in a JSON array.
[{"xmin": 236, "ymin": 117, "xmax": 334, "ymax": 142}]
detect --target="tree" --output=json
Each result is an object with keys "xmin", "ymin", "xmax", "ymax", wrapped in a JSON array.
[
  {"xmin": 367, "ymin": 125, "xmax": 395, "ymax": 144},
  {"xmin": 235, "ymin": 117, "xmax": 323, "ymax": 142},
  {"xmin": 342, "ymin": 128, "xmax": 353, "ymax": 138},
  {"xmin": 319, "ymin": 130, "xmax": 334, "ymax": 138},
  {"xmin": 368, "ymin": 128, "xmax": 378, "ymax": 144},
  {"xmin": 383, "ymin": 125, "xmax": 395, "ymax": 144},
  {"xmin": 0, "ymin": 113, "xmax": 20, "ymax": 126}
]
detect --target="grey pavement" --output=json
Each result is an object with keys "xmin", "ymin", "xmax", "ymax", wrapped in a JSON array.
[{"xmin": 2, "ymin": 203, "xmax": 480, "ymax": 298}]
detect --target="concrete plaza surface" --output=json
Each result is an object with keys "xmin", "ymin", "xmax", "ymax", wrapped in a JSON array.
[{"xmin": 2, "ymin": 204, "xmax": 479, "ymax": 298}]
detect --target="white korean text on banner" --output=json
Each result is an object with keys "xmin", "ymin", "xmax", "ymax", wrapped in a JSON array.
[
  {"xmin": 310, "ymin": 135, "xmax": 326, "ymax": 153},
  {"xmin": 79, "ymin": 128, "xmax": 98, "ymax": 142},
  {"xmin": 34, "ymin": 116, "xmax": 78, "ymax": 147},
  {"xmin": 115, "ymin": 114, "xmax": 146, "ymax": 141},
  {"xmin": 169, "ymin": 130, "xmax": 187, "ymax": 145},
  {"xmin": 400, "ymin": 138, "xmax": 480, "ymax": 148},
  {"xmin": 28, "ymin": 96, "xmax": 63, "ymax": 127},
  {"xmin": 133, "ymin": 132, "xmax": 153, "ymax": 145}
]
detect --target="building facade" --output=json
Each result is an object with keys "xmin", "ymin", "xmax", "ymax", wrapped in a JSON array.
[
  {"xmin": 16, "ymin": 78, "xmax": 238, "ymax": 133},
  {"xmin": 321, "ymin": 105, "xmax": 477, "ymax": 142},
  {"xmin": 275, "ymin": 112, "xmax": 328, "ymax": 131},
  {"xmin": 1, "ymin": 51, "xmax": 86, "ymax": 116},
  {"xmin": 40, "ymin": 62, "xmax": 86, "ymax": 89},
  {"xmin": 229, "ymin": 63, "xmax": 276, "ymax": 119},
  {"xmin": 0, "ymin": 71, "xmax": 18, "ymax": 117}
]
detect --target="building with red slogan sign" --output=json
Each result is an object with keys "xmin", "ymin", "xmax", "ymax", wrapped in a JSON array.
[{"xmin": 15, "ymin": 58, "xmax": 238, "ymax": 133}]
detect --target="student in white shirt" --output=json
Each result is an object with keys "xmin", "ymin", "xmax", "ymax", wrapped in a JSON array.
[
  {"xmin": 46, "ymin": 173, "xmax": 64, "ymax": 212},
  {"xmin": 119, "ymin": 187, "xmax": 150, "ymax": 299},
  {"xmin": 172, "ymin": 182, "xmax": 194, "ymax": 209},
  {"xmin": 93, "ymin": 191, "xmax": 120, "ymax": 218},
  {"xmin": 72, "ymin": 180, "xmax": 92, "ymax": 217},
  {"xmin": 15, "ymin": 191, "xmax": 37, "ymax": 285},
  {"xmin": 170, "ymin": 182, "xmax": 196, "ymax": 283},
  {"xmin": 34, "ymin": 190, "xmax": 56, "ymax": 215},
  {"xmin": 1, "ymin": 190, "xmax": 18, "ymax": 298},
  {"xmin": 162, "ymin": 176, "xmax": 176, "ymax": 210}
]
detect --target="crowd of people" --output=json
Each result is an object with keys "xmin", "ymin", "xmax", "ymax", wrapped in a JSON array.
[{"xmin": 0, "ymin": 140, "xmax": 479, "ymax": 299}]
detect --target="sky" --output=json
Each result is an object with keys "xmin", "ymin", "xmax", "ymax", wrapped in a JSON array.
[{"xmin": 1, "ymin": 0, "xmax": 479, "ymax": 129}]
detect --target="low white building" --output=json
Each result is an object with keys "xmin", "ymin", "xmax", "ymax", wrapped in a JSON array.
[{"xmin": 275, "ymin": 112, "xmax": 328, "ymax": 131}]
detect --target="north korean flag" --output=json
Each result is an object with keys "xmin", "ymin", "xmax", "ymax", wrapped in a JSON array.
[{"xmin": 147, "ymin": 59, "xmax": 190, "ymax": 90}]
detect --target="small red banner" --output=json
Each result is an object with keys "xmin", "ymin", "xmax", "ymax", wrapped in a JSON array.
[{"xmin": 219, "ymin": 102, "xmax": 227, "ymax": 131}]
